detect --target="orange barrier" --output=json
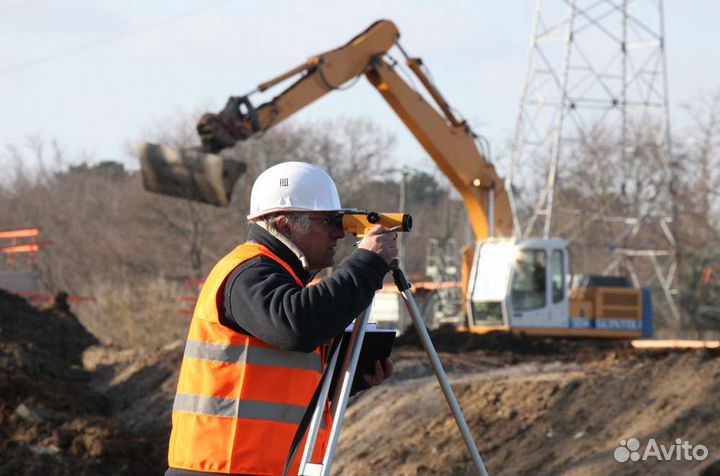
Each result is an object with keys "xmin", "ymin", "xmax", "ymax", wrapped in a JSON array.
[
  {"xmin": 0, "ymin": 227, "xmax": 45, "ymax": 270},
  {"xmin": 0, "ymin": 228, "xmax": 39, "ymax": 239},
  {"xmin": 631, "ymin": 339, "xmax": 720, "ymax": 349},
  {"xmin": 179, "ymin": 280, "xmax": 203, "ymax": 316},
  {"xmin": 0, "ymin": 243, "xmax": 40, "ymax": 254}
]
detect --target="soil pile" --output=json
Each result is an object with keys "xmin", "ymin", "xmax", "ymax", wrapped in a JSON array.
[
  {"xmin": 82, "ymin": 339, "xmax": 183, "ymax": 471},
  {"xmin": 3, "ymin": 289, "xmax": 719, "ymax": 475},
  {"xmin": 396, "ymin": 323, "xmax": 632, "ymax": 359},
  {"xmin": 0, "ymin": 289, "xmax": 155, "ymax": 475},
  {"xmin": 335, "ymin": 343, "xmax": 720, "ymax": 476},
  {"xmin": 103, "ymin": 323, "xmax": 720, "ymax": 476}
]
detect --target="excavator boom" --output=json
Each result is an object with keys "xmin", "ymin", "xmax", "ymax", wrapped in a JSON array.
[
  {"xmin": 364, "ymin": 59, "xmax": 512, "ymax": 238},
  {"xmin": 176, "ymin": 19, "xmax": 512, "ymax": 240},
  {"xmin": 196, "ymin": 20, "xmax": 398, "ymax": 150}
]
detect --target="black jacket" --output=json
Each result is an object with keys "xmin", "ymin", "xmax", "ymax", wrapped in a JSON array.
[{"xmin": 221, "ymin": 224, "xmax": 389, "ymax": 352}]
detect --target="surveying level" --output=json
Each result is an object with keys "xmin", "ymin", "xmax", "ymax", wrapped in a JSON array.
[{"xmin": 340, "ymin": 210, "xmax": 413, "ymax": 236}]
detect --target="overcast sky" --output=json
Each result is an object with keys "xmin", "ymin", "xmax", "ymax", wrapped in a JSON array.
[{"xmin": 2, "ymin": 0, "xmax": 719, "ymax": 176}]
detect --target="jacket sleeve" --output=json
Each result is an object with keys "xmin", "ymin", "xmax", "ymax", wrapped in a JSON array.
[{"xmin": 224, "ymin": 249, "xmax": 389, "ymax": 352}]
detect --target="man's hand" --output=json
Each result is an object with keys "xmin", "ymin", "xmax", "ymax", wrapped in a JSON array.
[
  {"xmin": 357, "ymin": 225, "xmax": 398, "ymax": 264},
  {"xmin": 362, "ymin": 357, "xmax": 393, "ymax": 388}
]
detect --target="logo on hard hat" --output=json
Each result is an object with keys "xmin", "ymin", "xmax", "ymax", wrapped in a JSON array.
[{"xmin": 280, "ymin": 178, "xmax": 289, "ymax": 187}]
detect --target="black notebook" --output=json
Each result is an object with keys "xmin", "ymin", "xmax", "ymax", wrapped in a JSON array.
[{"xmin": 330, "ymin": 323, "xmax": 396, "ymax": 393}]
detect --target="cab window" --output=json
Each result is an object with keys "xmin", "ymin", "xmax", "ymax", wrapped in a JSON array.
[
  {"xmin": 552, "ymin": 249, "xmax": 565, "ymax": 303},
  {"xmin": 511, "ymin": 249, "xmax": 546, "ymax": 311}
]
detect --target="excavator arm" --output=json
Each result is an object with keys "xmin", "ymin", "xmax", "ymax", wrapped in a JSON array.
[
  {"xmin": 142, "ymin": 19, "xmax": 513, "ymax": 240},
  {"xmin": 196, "ymin": 20, "xmax": 398, "ymax": 150},
  {"xmin": 364, "ymin": 58, "xmax": 512, "ymax": 239}
]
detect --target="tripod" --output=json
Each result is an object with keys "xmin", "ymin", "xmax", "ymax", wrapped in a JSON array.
[{"xmin": 296, "ymin": 261, "xmax": 490, "ymax": 476}]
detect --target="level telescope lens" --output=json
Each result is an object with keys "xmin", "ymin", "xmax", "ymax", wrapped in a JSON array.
[{"xmin": 402, "ymin": 214, "xmax": 413, "ymax": 231}]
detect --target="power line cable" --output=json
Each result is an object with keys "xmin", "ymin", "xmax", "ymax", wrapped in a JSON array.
[{"xmin": 0, "ymin": 0, "xmax": 229, "ymax": 76}]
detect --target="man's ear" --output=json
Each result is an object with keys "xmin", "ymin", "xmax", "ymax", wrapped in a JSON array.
[{"xmin": 275, "ymin": 215, "xmax": 293, "ymax": 237}]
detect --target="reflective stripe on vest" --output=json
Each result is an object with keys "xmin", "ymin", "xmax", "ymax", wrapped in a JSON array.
[
  {"xmin": 173, "ymin": 394, "xmax": 327, "ymax": 429},
  {"xmin": 168, "ymin": 243, "xmax": 330, "ymax": 476},
  {"xmin": 182, "ymin": 340, "xmax": 323, "ymax": 372}
]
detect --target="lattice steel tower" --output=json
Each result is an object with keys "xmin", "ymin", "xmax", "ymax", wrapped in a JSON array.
[{"xmin": 507, "ymin": 0, "xmax": 681, "ymax": 324}]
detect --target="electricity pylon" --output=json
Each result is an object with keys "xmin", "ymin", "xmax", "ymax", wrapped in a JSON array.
[{"xmin": 507, "ymin": 0, "xmax": 681, "ymax": 326}]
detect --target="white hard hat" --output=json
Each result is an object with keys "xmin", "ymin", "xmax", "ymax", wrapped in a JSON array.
[{"xmin": 247, "ymin": 161, "xmax": 343, "ymax": 220}]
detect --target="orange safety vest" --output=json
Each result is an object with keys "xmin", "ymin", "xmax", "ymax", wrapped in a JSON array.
[{"xmin": 168, "ymin": 242, "xmax": 331, "ymax": 475}]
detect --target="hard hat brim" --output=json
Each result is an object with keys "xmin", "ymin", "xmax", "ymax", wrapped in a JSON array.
[{"xmin": 246, "ymin": 207, "xmax": 353, "ymax": 221}]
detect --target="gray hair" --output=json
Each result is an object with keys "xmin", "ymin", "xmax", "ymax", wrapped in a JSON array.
[{"xmin": 252, "ymin": 212, "xmax": 311, "ymax": 233}]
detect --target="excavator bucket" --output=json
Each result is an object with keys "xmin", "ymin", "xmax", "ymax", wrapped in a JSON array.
[{"xmin": 139, "ymin": 142, "xmax": 246, "ymax": 207}]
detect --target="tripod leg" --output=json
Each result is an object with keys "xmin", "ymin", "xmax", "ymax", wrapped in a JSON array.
[
  {"xmin": 319, "ymin": 305, "xmax": 373, "ymax": 476},
  {"xmin": 394, "ymin": 265, "xmax": 490, "ymax": 476},
  {"xmin": 299, "ymin": 342, "xmax": 342, "ymax": 475}
]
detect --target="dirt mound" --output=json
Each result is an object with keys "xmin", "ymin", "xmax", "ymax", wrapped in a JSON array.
[
  {"xmin": 83, "ymin": 340, "xmax": 183, "ymax": 470},
  {"xmin": 335, "ymin": 347, "xmax": 720, "ymax": 476},
  {"xmin": 0, "ymin": 289, "xmax": 98, "ymax": 364},
  {"xmin": 0, "ymin": 290, "xmax": 156, "ymax": 475},
  {"xmin": 4, "ymin": 287, "xmax": 719, "ymax": 475},
  {"xmin": 396, "ymin": 324, "xmax": 636, "ymax": 361}
]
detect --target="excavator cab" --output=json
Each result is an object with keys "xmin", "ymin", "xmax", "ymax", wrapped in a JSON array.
[{"xmin": 466, "ymin": 238, "xmax": 570, "ymax": 333}]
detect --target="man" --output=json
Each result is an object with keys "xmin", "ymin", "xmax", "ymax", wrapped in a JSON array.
[{"xmin": 167, "ymin": 161, "xmax": 396, "ymax": 476}]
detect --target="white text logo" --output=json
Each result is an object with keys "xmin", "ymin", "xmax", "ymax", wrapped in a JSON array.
[{"xmin": 614, "ymin": 438, "xmax": 708, "ymax": 463}]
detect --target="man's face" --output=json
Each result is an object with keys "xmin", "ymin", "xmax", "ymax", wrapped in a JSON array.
[{"xmin": 287, "ymin": 212, "xmax": 345, "ymax": 270}]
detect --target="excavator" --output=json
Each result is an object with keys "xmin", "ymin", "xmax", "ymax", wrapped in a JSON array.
[{"xmin": 140, "ymin": 19, "xmax": 651, "ymax": 339}]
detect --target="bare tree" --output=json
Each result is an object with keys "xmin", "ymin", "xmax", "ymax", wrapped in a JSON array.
[{"xmin": 0, "ymin": 115, "xmax": 473, "ymax": 345}]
